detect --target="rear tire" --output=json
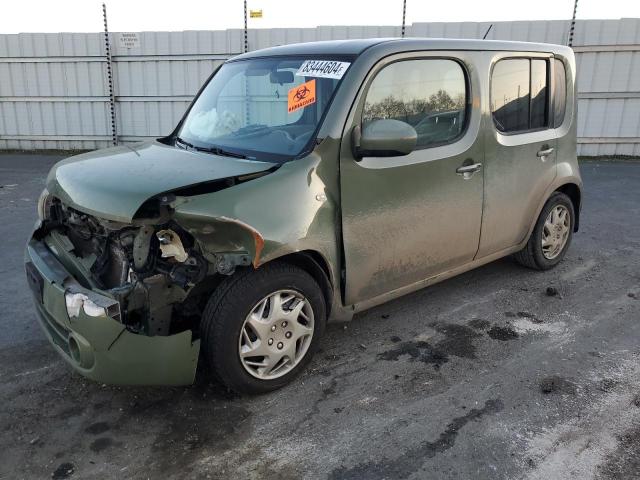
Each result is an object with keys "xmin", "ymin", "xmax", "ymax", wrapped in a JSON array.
[
  {"xmin": 201, "ymin": 261, "xmax": 326, "ymax": 394},
  {"xmin": 514, "ymin": 192, "xmax": 574, "ymax": 270}
]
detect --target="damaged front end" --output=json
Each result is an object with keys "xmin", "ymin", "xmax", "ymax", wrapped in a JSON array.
[
  {"xmin": 26, "ymin": 139, "xmax": 338, "ymax": 386},
  {"xmin": 40, "ymin": 195, "xmax": 212, "ymax": 337},
  {"xmin": 28, "ymin": 185, "xmax": 265, "ymax": 386}
]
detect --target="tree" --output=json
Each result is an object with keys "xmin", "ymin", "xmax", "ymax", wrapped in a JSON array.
[{"xmin": 363, "ymin": 90, "xmax": 465, "ymax": 124}]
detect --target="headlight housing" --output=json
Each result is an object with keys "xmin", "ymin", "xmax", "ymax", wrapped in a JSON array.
[
  {"xmin": 65, "ymin": 292, "xmax": 107, "ymax": 318},
  {"xmin": 37, "ymin": 188, "xmax": 53, "ymax": 221}
]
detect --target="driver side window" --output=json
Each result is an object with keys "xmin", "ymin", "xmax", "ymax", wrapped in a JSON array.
[{"xmin": 363, "ymin": 59, "xmax": 468, "ymax": 148}]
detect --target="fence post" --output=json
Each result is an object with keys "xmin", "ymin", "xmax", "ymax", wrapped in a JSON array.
[
  {"xmin": 244, "ymin": 0, "xmax": 249, "ymax": 53},
  {"xmin": 568, "ymin": 0, "xmax": 579, "ymax": 47},
  {"xmin": 103, "ymin": 3, "xmax": 118, "ymax": 146}
]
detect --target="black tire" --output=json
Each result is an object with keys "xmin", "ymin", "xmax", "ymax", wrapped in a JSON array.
[
  {"xmin": 514, "ymin": 192, "xmax": 575, "ymax": 270},
  {"xmin": 201, "ymin": 261, "xmax": 326, "ymax": 394}
]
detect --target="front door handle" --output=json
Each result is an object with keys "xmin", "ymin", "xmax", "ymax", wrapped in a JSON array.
[
  {"xmin": 456, "ymin": 163, "xmax": 482, "ymax": 179},
  {"xmin": 537, "ymin": 147, "xmax": 555, "ymax": 158}
]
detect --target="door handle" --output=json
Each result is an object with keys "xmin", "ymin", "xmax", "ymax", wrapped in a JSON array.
[
  {"xmin": 456, "ymin": 163, "xmax": 482, "ymax": 179},
  {"xmin": 536, "ymin": 147, "xmax": 554, "ymax": 157}
]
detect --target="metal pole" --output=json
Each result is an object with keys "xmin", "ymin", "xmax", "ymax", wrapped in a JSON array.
[
  {"xmin": 102, "ymin": 3, "xmax": 117, "ymax": 146},
  {"xmin": 243, "ymin": 1, "xmax": 250, "ymax": 125},
  {"xmin": 401, "ymin": 0, "xmax": 407, "ymax": 38},
  {"xmin": 244, "ymin": 0, "xmax": 249, "ymax": 52},
  {"xmin": 568, "ymin": 0, "xmax": 579, "ymax": 47}
]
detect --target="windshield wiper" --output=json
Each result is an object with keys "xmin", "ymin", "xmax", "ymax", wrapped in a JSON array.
[
  {"xmin": 176, "ymin": 136, "xmax": 249, "ymax": 159},
  {"xmin": 195, "ymin": 145, "xmax": 249, "ymax": 159},
  {"xmin": 175, "ymin": 136, "xmax": 195, "ymax": 150}
]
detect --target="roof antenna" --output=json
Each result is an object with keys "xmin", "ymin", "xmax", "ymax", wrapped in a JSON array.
[{"xmin": 482, "ymin": 24, "xmax": 493, "ymax": 40}]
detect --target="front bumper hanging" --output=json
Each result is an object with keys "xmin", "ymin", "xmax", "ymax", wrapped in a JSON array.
[{"xmin": 25, "ymin": 238, "xmax": 200, "ymax": 386}]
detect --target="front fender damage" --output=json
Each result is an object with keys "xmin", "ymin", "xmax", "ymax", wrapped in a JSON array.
[{"xmin": 172, "ymin": 212, "xmax": 265, "ymax": 274}]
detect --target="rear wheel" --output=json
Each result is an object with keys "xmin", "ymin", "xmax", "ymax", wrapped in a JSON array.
[
  {"xmin": 514, "ymin": 192, "xmax": 574, "ymax": 270},
  {"xmin": 201, "ymin": 262, "xmax": 326, "ymax": 394}
]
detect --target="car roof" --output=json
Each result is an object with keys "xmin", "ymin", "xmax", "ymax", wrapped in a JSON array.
[
  {"xmin": 233, "ymin": 38, "xmax": 388, "ymax": 59},
  {"xmin": 232, "ymin": 37, "xmax": 572, "ymax": 60}
]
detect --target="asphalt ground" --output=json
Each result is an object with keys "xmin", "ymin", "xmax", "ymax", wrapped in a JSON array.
[{"xmin": 1, "ymin": 154, "xmax": 639, "ymax": 480}]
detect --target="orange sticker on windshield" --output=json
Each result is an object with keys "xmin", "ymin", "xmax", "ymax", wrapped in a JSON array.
[{"xmin": 288, "ymin": 79, "xmax": 316, "ymax": 113}]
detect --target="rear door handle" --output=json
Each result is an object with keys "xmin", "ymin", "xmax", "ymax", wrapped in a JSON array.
[
  {"xmin": 537, "ymin": 147, "xmax": 554, "ymax": 157},
  {"xmin": 456, "ymin": 163, "xmax": 482, "ymax": 178}
]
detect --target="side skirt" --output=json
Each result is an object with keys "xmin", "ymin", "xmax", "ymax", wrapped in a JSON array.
[{"xmin": 328, "ymin": 243, "xmax": 524, "ymax": 321}]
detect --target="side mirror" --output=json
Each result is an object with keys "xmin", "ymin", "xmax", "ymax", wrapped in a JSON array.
[{"xmin": 352, "ymin": 119, "xmax": 417, "ymax": 160}]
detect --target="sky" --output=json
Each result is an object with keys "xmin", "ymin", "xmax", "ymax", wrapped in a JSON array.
[{"xmin": 0, "ymin": 0, "xmax": 638, "ymax": 33}]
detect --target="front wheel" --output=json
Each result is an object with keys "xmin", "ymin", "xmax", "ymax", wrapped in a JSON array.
[
  {"xmin": 201, "ymin": 262, "xmax": 326, "ymax": 394},
  {"xmin": 514, "ymin": 192, "xmax": 575, "ymax": 270}
]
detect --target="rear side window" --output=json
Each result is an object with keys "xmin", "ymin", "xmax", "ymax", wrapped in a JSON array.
[
  {"xmin": 491, "ymin": 58, "xmax": 549, "ymax": 133},
  {"xmin": 363, "ymin": 59, "xmax": 467, "ymax": 148},
  {"xmin": 553, "ymin": 59, "xmax": 567, "ymax": 127}
]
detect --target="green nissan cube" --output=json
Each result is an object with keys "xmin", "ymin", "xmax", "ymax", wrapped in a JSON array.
[{"xmin": 25, "ymin": 38, "xmax": 582, "ymax": 394}]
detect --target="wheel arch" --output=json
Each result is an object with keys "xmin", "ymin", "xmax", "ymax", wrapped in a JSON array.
[
  {"xmin": 555, "ymin": 183, "xmax": 582, "ymax": 232},
  {"xmin": 266, "ymin": 250, "xmax": 334, "ymax": 318}
]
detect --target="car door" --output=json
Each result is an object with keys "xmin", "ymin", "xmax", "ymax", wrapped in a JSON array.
[
  {"xmin": 339, "ymin": 53, "xmax": 484, "ymax": 305},
  {"xmin": 477, "ymin": 54, "xmax": 557, "ymax": 257}
]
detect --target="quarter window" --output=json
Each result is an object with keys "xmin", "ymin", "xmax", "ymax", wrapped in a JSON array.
[
  {"xmin": 491, "ymin": 58, "xmax": 549, "ymax": 133},
  {"xmin": 530, "ymin": 59, "xmax": 548, "ymax": 129},
  {"xmin": 363, "ymin": 59, "xmax": 467, "ymax": 148},
  {"xmin": 553, "ymin": 59, "xmax": 567, "ymax": 127}
]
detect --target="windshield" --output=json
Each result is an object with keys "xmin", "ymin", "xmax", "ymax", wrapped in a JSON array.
[{"xmin": 177, "ymin": 57, "xmax": 352, "ymax": 161}]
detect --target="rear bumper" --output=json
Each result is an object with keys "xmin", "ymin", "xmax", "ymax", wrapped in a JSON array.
[{"xmin": 25, "ymin": 238, "xmax": 200, "ymax": 386}]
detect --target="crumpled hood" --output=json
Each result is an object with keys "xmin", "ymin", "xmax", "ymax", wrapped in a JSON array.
[{"xmin": 47, "ymin": 141, "xmax": 276, "ymax": 223}]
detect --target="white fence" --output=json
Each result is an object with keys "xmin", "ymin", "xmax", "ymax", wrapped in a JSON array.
[{"xmin": 1, "ymin": 19, "xmax": 639, "ymax": 156}]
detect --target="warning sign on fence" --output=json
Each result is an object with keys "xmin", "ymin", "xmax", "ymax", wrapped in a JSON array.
[{"xmin": 119, "ymin": 33, "xmax": 140, "ymax": 49}]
